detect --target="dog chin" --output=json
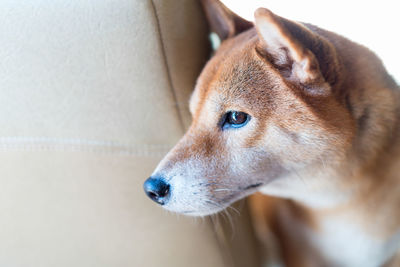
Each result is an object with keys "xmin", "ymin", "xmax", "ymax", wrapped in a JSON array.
[
  {"xmin": 181, "ymin": 209, "xmax": 223, "ymax": 217},
  {"xmin": 162, "ymin": 183, "xmax": 265, "ymax": 217},
  {"xmin": 163, "ymin": 205, "xmax": 226, "ymax": 217},
  {"xmin": 164, "ymin": 193, "xmax": 248, "ymax": 217}
]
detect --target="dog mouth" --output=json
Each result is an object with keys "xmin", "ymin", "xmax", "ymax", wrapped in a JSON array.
[
  {"xmin": 175, "ymin": 182, "xmax": 265, "ymax": 216},
  {"xmin": 219, "ymin": 182, "xmax": 264, "ymax": 203},
  {"xmin": 243, "ymin": 183, "xmax": 263, "ymax": 190}
]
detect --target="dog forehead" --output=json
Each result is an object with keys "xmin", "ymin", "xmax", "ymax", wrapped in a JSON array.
[{"xmin": 190, "ymin": 46, "xmax": 282, "ymax": 117}]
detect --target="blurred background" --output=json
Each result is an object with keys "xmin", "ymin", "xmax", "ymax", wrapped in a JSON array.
[{"xmin": 222, "ymin": 0, "xmax": 400, "ymax": 82}]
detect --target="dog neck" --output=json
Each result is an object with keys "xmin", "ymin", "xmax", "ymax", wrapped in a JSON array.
[{"xmin": 261, "ymin": 77, "xmax": 400, "ymax": 265}]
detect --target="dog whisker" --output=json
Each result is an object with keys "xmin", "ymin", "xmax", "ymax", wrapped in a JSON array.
[{"xmin": 227, "ymin": 205, "xmax": 240, "ymax": 216}]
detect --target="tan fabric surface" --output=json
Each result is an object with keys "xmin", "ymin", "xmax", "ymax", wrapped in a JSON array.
[
  {"xmin": 0, "ymin": 0, "xmax": 182, "ymax": 145},
  {"xmin": 151, "ymin": 0, "xmax": 210, "ymax": 128},
  {"xmin": 0, "ymin": 0, "xmax": 260, "ymax": 266},
  {"xmin": 0, "ymin": 151, "xmax": 226, "ymax": 267}
]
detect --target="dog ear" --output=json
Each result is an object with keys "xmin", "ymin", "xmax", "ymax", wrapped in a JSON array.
[
  {"xmin": 254, "ymin": 8, "xmax": 332, "ymax": 95},
  {"xmin": 201, "ymin": 0, "xmax": 253, "ymax": 41}
]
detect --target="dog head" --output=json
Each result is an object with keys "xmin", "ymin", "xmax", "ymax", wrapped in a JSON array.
[{"xmin": 144, "ymin": 0, "xmax": 355, "ymax": 216}]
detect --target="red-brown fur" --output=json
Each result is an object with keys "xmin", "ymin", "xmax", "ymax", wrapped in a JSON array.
[{"xmin": 199, "ymin": 1, "xmax": 400, "ymax": 265}]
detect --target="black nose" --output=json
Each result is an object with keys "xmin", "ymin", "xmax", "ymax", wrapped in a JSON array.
[{"xmin": 143, "ymin": 177, "xmax": 170, "ymax": 205}]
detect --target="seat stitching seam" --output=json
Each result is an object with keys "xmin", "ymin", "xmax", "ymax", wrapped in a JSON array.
[
  {"xmin": 0, "ymin": 136, "xmax": 172, "ymax": 157},
  {"xmin": 149, "ymin": 0, "xmax": 185, "ymax": 132}
]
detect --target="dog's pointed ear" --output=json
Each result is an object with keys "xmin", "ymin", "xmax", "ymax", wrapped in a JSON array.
[
  {"xmin": 201, "ymin": 0, "xmax": 253, "ymax": 41},
  {"xmin": 254, "ymin": 8, "xmax": 331, "ymax": 95}
]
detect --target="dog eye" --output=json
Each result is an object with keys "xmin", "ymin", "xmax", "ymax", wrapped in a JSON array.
[{"xmin": 222, "ymin": 111, "xmax": 250, "ymax": 129}]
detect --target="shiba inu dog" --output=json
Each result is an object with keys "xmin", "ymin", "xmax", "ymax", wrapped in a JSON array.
[{"xmin": 143, "ymin": 0, "xmax": 400, "ymax": 265}]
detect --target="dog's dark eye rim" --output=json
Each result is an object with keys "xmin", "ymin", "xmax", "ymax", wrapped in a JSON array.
[{"xmin": 221, "ymin": 111, "xmax": 250, "ymax": 129}]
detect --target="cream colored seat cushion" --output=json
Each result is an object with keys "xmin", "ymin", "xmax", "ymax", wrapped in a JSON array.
[{"xmin": 0, "ymin": 0, "xmax": 259, "ymax": 266}]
